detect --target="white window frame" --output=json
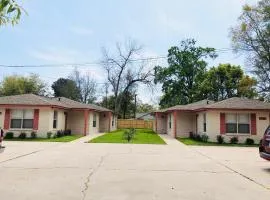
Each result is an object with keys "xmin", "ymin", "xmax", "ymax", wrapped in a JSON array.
[
  {"xmin": 93, "ymin": 113, "xmax": 97, "ymax": 128},
  {"xmin": 10, "ymin": 109, "xmax": 34, "ymax": 129},
  {"xmin": 225, "ymin": 113, "xmax": 251, "ymax": 135},
  {"xmin": 53, "ymin": 111, "xmax": 58, "ymax": 129},
  {"xmin": 203, "ymin": 113, "xmax": 206, "ymax": 132}
]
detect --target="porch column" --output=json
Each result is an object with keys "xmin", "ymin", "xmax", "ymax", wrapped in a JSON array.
[
  {"xmin": 173, "ymin": 110, "xmax": 177, "ymax": 138},
  {"xmin": 84, "ymin": 109, "xmax": 89, "ymax": 136},
  {"xmin": 108, "ymin": 112, "xmax": 112, "ymax": 132},
  {"xmin": 155, "ymin": 112, "xmax": 158, "ymax": 133}
]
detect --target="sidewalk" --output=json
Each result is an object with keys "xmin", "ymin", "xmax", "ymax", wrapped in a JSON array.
[
  {"xmin": 158, "ymin": 134, "xmax": 185, "ymax": 146},
  {"xmin": 71, "ymin": 133, "xmax": 105, "ymax": 143}
]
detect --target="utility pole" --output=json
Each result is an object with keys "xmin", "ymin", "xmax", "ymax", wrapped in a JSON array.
[
  {"xmin": 134, "ymin": 94, "xmax": 137, "ymax": 119},
  {"xmin": 104, "ymin": 82, "xmax": 109, "ymax": 108}
]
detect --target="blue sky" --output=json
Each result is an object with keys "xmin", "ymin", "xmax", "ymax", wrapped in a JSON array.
[{"xmin": 0, "ymin": 0, "xmax": 258, "ymax": 104}]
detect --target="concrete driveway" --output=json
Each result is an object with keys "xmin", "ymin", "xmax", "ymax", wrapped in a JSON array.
[{"xmin": 0, "ymin": 136, "xmax": 269, "ymax": 200}]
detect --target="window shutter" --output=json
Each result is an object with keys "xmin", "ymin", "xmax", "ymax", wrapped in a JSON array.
[
  {"xmin": 251, "ymin": 113, "xmax": 257, "ymax": 135},
  {"xmin": 220, "ymin": 113, "xmax": 225, "ymax": 134},
  {"xmin": 33, "ymin": 109, "xmax": 39, "ymax": 130},
  {"xmin": 4, "ymin": 109, "xmax": 11, "ymax": 129}
]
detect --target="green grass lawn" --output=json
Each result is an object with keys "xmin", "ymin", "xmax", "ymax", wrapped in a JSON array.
[
  {"xmin": 4, "ymin": 135, "xmax": 82, "ymax": 142},
  {"xmin": 178, "ymin": 138, "xmax": 259, "ymax": 147},
  {"xmin": 89, "ymin": 129, "xmax": 166, "ymax": 144}
]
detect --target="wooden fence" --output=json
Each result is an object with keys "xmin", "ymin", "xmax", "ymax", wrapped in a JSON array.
[{"xmin": 117, "ymin": 119, "xmax": 154, "ymax": 129}]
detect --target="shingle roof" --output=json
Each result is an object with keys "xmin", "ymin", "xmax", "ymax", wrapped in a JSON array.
[
  {"xmin": 204, "ymin": 97, "xmax": 270, "ymax": 110},
  {"xmin": 0, "ymin": 94, "xmax": 111, "ymax": 112},
  {"xmin": 157, "ymin": 97, "xmax": 270, "ymax": 113},
  {"xmin": 159, "ymin": 99, "xmax": 215, "ymax": 112}
]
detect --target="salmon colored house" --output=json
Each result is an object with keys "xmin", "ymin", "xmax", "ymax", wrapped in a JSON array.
[
  {"xmin": 154, "ymin": 97, "xmax": 270, "ymax": 143},
  {"xmin": 0, "ymin": 94, "xmax": 117, "ymax": 137}
]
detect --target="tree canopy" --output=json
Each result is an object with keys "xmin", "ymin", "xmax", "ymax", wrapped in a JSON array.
[
  {"xmin": 200, "ymin": 64, "xmax": 258, "ymax": 101},
  {"xmin": 51, "ymin": 78, "xmax": 81, "ymax": 101},
  {"xmin": 0, "ymin": 74, "xmax": 46, "ymax": 96},
  {"xmin": 231, "ymin": 0, "xmax": 270, "ymax": 99},
  {"xmin": 154, "ymin": 39, "xmax": 217, "ymax": 108},
  {"xmin": 0, "ymin": 0, "xmax": 24, "ymax": 25}
]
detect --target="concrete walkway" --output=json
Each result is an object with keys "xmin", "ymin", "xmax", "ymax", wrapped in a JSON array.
[
  {"xmin": 71, "ymin": 133, "xmax": 106, "ymax": 144},
  {"xmin": 159, "ymin": 134, "xmax": 185, "ymax": 146}
]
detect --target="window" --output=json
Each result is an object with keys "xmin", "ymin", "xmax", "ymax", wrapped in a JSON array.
[
  {"xmin": 238, "ymin": 114, "xmax": 250, "ymax": 133},
  {"xmin": 10, "ymin": 110, "xmax": 33, "ymax": 129},
  {"xmin": 93, "ymin": 113, "xmax": 97, "ymax": 127},
  {"xmin": 169, "ymin": 114, "xmax": 172, "ymax": 129},
  {"xmin": 112, "ymin": 115, "xmax": 114, "ymax": 127},
  {"xmin": 53, "ymin": 111, "xmax": 58, "ymax": 129},
  {"xmin": 225, "ymin": 113, "xmax": 250, "ymax": 134},
  {"xmin": 203, "ymin": 113, "xmax": 206, "ymax": 132}
]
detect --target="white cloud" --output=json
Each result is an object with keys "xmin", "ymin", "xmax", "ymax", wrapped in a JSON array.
[{"xmin": 69, "ymin": 26, "xmax": 93, "ymax": 36}]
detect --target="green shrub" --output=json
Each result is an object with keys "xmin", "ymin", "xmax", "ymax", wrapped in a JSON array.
[
  {"xmin": 123, "ymin": 128, "xmax": 136, "ymax": 142},
  {"xmin": 30, "ymin": 131, "xmax": 37, "ymax": 139},
  {"xmin": 4, "ymin": 132, "xmax": 14, "ymax": 139},
  {"xmin": 195, "ymin": 134, "xmax": 202, "ymax": 141},
  {"xmin": 216, "ymin": 135, "xmax": 224, "ymax": 144},
  {"xmin": 245, "ymin": 138, "xmax": 254, "ymax": 145},
  {"xmin": 189, "ymin": 132, "xmax": 195, "ymax": 139},
  {"xmin": 47, "ymin": 131, "xmax": 53, "ymax": 139},
  {"xmin": 56, "ymin": 130, "xmax": 64, "ymax": 138},
  {"xmin": 64, "ymin": 129, "xmax": 72, "ymax": 136},
  {"xmin": 18, "ymin": 132, "xmax": 27, "ymax": 139},
  {"xmin": 230, "ymin": 136, "xmax": 239, "ymax": 144},
  {"xmin": 201, "ymin": 134, "xmax": 209, "ymax": 142}
]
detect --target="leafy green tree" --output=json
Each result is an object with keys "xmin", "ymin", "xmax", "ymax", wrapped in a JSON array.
[
  {"xmin": 154, "ymin": 39, "xmax": 217, "ymax": 108},
  {"xmin": 230, "ymin": 0, "xmax": 270, "ymax": 99},
  {"xmin": 137, "ymin": 102, "xmax": 155, "ymax": 113},
  {"xmin": 0, "ymin": 74, "xmax": 46, "ymax": 96},
  {"xmin": 0, "ymin": 0, "xmax": 24, "ymax": 25},
  {"xmin": 200, "ymin": 64, "xmax": 257, "ymax": 100},
  {"xmin": 98, "ymin": 91, "xmax": 136, "ymax": 119},
  {"xmin": 51, "ymin": 78, "xmax": 81, "ymax": 101}
]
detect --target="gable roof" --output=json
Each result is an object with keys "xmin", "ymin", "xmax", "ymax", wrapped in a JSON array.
[
  {"xmin": 204, "ymin": 97, "xmax": 270, "ymax": 110},
  {"xmin": 0, "ymin": 94, "xmax": 111, "ymax": 112},
  {"xmin": 157, "ymin": 97, "xmax": 270, "ymax": 113},
  {"xmin": 159, "ymin": 99, "xmax": 215, "ymax": 112}
]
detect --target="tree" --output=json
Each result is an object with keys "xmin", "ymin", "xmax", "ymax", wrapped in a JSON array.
[
  {"xmin": 98, "ymin": 91, "xmax": 136, "ymax": 119},
  {"xmin": 102, "ymin": 40, "xmax": 153, "ymax": 114},
  {"xmin": 0, "ymin": 0, "xmax": 24, "ymax": 25},
  {"xmin": 0, "ymin": 74, "xmax": 46, "ymax": 96},
  {"xmin": 154, "ymin": 39, "xmax": 217, "ymax": 108},
  {"xmin": 51, "ymin": 78, "xmax": 81, "ymax": 101},
  {"xmin": 137, "ymin": 102, "xmax": 155, "ymax": 113},
  {"xmin": 69, "ymin": 69, "xmax": 97, "ymax": 104},
  {"xmin": 199, "ymin": 64, "xmax": 258, "ymax": 101},
  {"xmin": 230, "ymin": 0, "xmax": 270, "ymax": 99}
]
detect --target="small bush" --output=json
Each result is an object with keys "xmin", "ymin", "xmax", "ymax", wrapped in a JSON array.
[
  {"xmin": 123, "ymin": 128, "xmax": 136, "ymax": 142},
  {"xmin": 230, "ymin": 136, "xmax": 239, "ymax": 144},
  {"xmin": 52, "ymin": 133, "xmax": 57, "ymax": 139},
  {"xmin": 245, "ymin": 138, "xmax": 254, "ymax": 145},
  {"xmin": 18, "ymin": 132, "xmax": 27, "ymax": 139},
  {"xmin": 56, "ymin": 130, "xmax": 64, "ymax": 138},
  {"xmin": 195, "ymin": 134, "xmax": 202, "ymax": 142},
  {"xmin": 64, "ymin": 129, "xmax": 71, "ymax": 136},
  {"xmin": 189, "ymin": 132, "xmax": 194, "ymax": 139},
  {"xmin": 216, "ymin": 135, "xmax": 224, "ymax": 144},
  {"xmin": 4, "ymin": 132, "xmax": 14, "ymax": 139},
  {"xmin": 30, "ymin": 131, "xmax": 37, "ymax": 139},
  {"xmin": 201, "ymin": 134, "xmax": 209, "ymax": 143},
  {"xmin": 47, "ymin": 131, "xmax": 53, "ymax": 139}
]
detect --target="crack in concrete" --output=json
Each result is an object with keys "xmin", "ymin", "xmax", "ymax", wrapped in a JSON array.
[
  {"xmin": 81, "ymin": 154, "xmax": 108, "ymax": 200},
  {"xmin": 193, "ymin": 149, "xmax": 270, "ymax": 191}
]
